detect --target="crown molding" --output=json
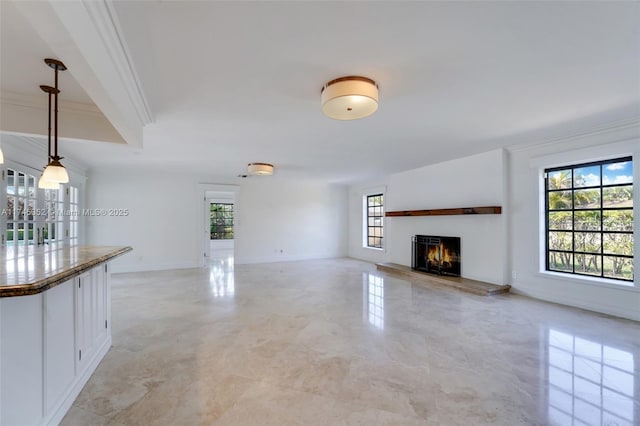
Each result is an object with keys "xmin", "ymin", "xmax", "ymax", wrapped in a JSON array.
[
  {"xmin": 506, "ymin": 117, "xmax": 640, "ymax": 153},
  {"xmin": 82, "ymin": 0, "xmax": 153, "ymax": 125}
]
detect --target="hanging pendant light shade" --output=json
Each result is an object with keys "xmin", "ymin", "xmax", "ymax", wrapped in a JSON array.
[
  {"xmin": 321, "ymin": 76, "xmax": 378, "ymax": 120},
  {"xmin": 40, "ymin": 59, "xmax": 69, "ymax": 184},
  {"xmin": 38, "ymin": 174, "xmax": 60, "ymax": 189},
  {"xmin": 41, "ymin": 159, "xmax": 68, "ymax": 184}
]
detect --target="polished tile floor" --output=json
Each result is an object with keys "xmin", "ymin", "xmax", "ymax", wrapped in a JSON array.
[{"xmin": 62, "ymin": 255, "xmax": 640, "ymax": 425}]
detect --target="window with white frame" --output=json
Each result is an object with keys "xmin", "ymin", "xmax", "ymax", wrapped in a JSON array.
[
  {"xmin": 544, "ymin": 157, "xmax": 633, "ymax": 282},
  {"xmin": 44, "ymin": 185, "xmax": 65, "ymax": 244},
  {"xmin": 5, "ymin": 169, "xmax": 37, "ymax": 246},
  {"xmin": 365, "ymin": 193, "xmax": 384, "ymax": 249},
  {"xmin": 69, "ymin": 186, "xmax": 79, "ymax": 245},
  {"xmin": 2, "ymin": 164, "xmax": 82, "ymax": 248}
]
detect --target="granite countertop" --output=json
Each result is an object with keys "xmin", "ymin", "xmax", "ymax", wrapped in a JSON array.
[{"xmin": 0, "ymin": 245, "xmax": 132, "ymax": 297}]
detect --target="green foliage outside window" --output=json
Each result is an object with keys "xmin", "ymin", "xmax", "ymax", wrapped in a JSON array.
[
  {"xmin": 546, "ymin": 158, "xmax": 633, "ymax": 281},
  {"xmin": 210, "ymin": 203, "xmax": 234, "ymax": 240}
]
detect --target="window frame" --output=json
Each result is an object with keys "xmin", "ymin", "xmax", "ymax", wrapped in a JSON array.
[
  {"xmin": 365, "ymin": 193, "xmax": 384, "ymax": 249},
  {"xmin": 544, "ymin": 156, "xmax": 633, "ymax": 282},
  {"xmin": 209, "ymin": 202, "xmax": 234, "ymax": 240}
]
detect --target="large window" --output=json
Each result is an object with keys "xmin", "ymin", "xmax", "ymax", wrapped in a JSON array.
[
  {"xmin": 210, "ymin": 203, "xmax": 234, "ymax": 240},
  {"xmin": 366, "ymin": 194, "xmax": 384, "ymax": 249},
  {"xmin": 545, "ymin": 157, "xmax": 633, "ymax": 281}
]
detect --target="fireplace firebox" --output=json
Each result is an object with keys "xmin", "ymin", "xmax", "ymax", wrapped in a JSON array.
[{"xmin": 412, "ymin": 235, "xmax": 461, "ymax": 277}]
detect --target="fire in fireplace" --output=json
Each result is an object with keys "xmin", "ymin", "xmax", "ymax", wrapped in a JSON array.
[{"xmin": 412, "ymin": 235, "xmax": 461, "ymax": 277}]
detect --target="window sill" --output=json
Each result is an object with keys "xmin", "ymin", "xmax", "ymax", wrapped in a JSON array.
[
  {"xmin": 363, "ymin": 246, "xmax": 386, "ymax": 253},
  {"xmin": 537, "ymin": 271, "xmax": 638, "ymax": 293}
]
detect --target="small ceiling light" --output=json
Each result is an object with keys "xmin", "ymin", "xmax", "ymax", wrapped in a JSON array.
[
  {"xmin": 247, "ymin": 163, "xmax": 274, "ymax": 176},
  {"xmin": 321, "ymin": 76, "xmax": 378, "ymax": 120},
  {"xmin": 41, "ymin": 58, "xmax": 69, "ymax": 184}
]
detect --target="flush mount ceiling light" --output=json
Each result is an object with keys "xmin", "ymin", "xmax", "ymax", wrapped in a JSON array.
[
  {"xmin": 247, "ymin": 163, "xmax": 274, "ymax": 176},
  {"xmin": 321, "ymin": 76, "xmax": 378, "ymax": 120},
  {"xmin": 40, "ymin": 58, "xmax": 69, "ymax": 186}
]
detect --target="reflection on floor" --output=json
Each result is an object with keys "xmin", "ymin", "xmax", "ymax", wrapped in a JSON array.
[
  {"xmin": 209, "ymin": 249, "xmax": 234, "ymax": 298},
  {"xmin": 547, "ymin": 328, "xmax": 635, "ymax": 425},
  {"xmin": 61, "ymin": 258, "xmax": 639, "ymax": 425}
]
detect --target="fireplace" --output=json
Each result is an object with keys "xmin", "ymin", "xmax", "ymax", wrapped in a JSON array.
[{"xmin": 412, "ymin": 235, "xmax": 461, "ymax": 277}]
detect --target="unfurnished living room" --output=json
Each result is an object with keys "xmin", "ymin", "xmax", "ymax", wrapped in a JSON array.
[{"xmin": 0, "ymin": 1, "xmax": 638, "ymax": 425}]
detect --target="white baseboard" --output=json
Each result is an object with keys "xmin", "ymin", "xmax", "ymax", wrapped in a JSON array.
[
  {"xmin": 110, "ymin": 261, "xmax": 201, "ymax": 274},
  {"xmin": 511, "ymin": 285, "xmax": 640, "ymax": 322},
  {"xmin": 234, "ymin": 253, "xmax": 343, "ymax": 265}
]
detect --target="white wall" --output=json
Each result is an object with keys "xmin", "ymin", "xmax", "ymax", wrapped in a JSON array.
[
  {"xmin": 349, "ymin": 128, "xmax": 640, "ymax": 321},
  {"xmin": 234, "ymin": 178, "xmax": 348, "ymax": 264},
  {"xmin": 86, "ymin": 169, "xmax": 348, "ymax": 272},
  {"xmin": 87, "ymin": 169, "xmax": 202, "ymax": 272},
  {"xmin": 348, "ymin": 149, "xmax": 507, "ymax": 284},
  {"xmin": 508, "ymin": 123, "xmax": 640, "ymax": 321}
]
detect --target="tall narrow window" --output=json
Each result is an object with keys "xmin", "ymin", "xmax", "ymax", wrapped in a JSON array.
[
  {"xmin": 69, "ymin": 186, "xmax": 79, "ymax": 245},
  {"xmin": 545, "ymin": 157, "xmax": 633, "ymax": 282},
  {"xmin": 210, "ymin": 203, "xmax": 234, "ymax": 240},
  {"xmin": 367, "ymin": 194, "xmax": 384, "ymax": 249},
  {"xmin": 44, "ymin": 185, "xmax": 65, "ymax": 244},
  {"xmin": 6, "ymin": 169, "xmax": 37, "ymax": 246}
]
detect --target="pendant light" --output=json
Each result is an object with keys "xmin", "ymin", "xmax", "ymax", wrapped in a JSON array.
[
  {"xmin": 38, "ymin": 84, "xmax": 60, "ymax": 189},
  {"xmin": 40, "ymin": 58, "xmax": 69, "ymax": 184}
]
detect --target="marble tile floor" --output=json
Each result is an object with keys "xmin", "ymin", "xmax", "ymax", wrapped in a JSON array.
[{"xmin": 61, "ymin": 257, "xmax": 640, "ymax": 426}]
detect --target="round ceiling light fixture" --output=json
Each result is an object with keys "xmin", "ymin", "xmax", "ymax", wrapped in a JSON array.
[
  {"xmin": 248, "ymin": 163, "xmax": 274, "ymax": 176},
  {"xmin": 321, "ymin": 76, "xmax": 378, "ymax": 120}
]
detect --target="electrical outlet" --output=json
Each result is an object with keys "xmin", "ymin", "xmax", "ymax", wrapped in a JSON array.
[{"xmin": 511, "ymin": 271, "xmax": 517, "ymax": 280}]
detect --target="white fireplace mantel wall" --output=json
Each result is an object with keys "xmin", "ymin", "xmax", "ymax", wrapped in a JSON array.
[
  {"xmin": 347, "ymin": 149, "xmax": 507, "ymax": 285},
  {"xmin": 348, "ymin": 121, "xmax": 639, "ymax": 321}
]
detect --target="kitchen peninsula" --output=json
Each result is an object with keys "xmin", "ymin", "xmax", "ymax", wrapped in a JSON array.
[{"xmin": 0, "ymin": 245, "xmax": 131, "ymax": 425}]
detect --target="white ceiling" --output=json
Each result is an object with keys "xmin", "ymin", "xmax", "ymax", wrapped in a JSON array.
[
  {"xmin": 0, "ymin": 1, "xmax": 93, "ymax": 104},
  {"xmin": 3, "ymin": 1, "xmax": 639, "ymax": 183}
]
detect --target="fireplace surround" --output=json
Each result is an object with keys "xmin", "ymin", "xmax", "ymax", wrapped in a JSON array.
[{"xmin": 412, "ymin": 235, "xmax": 461, "ymax": 277}]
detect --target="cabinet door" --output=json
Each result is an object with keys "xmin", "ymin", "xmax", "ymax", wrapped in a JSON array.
[
  {"xmin": 44, "ymin": 278, "xmax": 76, "ymax": 413},
  {"xmin": 92, "ymin": 265, "xmax": 108, "ymax": 346},
  {"xmin": 76, "ymin": 271, "xmax": 94, "ymax": 372},
  {"xmin": 76, "ymin": 266, "xmax": 109, "ymax": 374}
]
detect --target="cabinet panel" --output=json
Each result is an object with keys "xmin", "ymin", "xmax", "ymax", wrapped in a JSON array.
[
  {"xmin": 0, "ymin": 293, "xmax": 44, "ymax": 426},
  {"xmin": 44, "ymin": 278, "xmax": 76, "ymax": 413},
  {"xmin": 76, "ymin": 266, "xmax": 109, "ymax": 374}
]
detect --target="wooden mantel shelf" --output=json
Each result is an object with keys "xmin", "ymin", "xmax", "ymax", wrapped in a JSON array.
[{"xmin": 385, "ymin": 206, "xmax": 501, "ymax": 217}]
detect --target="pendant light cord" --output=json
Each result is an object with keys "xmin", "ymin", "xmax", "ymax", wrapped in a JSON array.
[{"xmin": 54, "ymin": 66, "xmax": 59, "ymax": 159}]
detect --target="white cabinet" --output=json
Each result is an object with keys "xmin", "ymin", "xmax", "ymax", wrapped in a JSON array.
[
  {"xmin": 0, "ymin": 291, "xmax": 45, "ymax": 426},
  {"xmin": 45, "ymin": 279, "xmax": 76, "ymax": 415},
  {"xmin": 76, "ymin": 264, "xmax": 109, "ymax": 374},
  {"xmin": 0, "ymin": 262, "xmax": 112, "ymax": 426}
]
